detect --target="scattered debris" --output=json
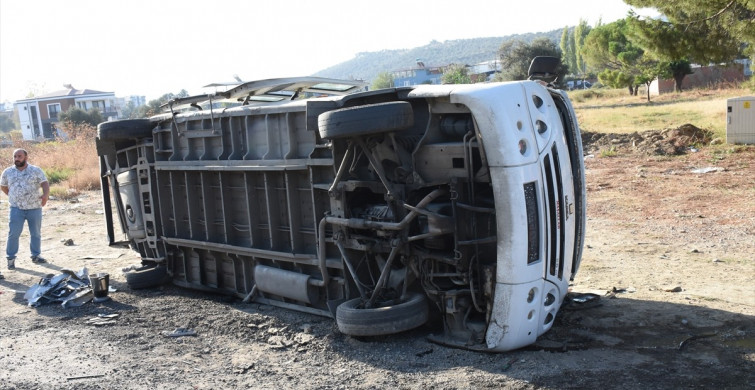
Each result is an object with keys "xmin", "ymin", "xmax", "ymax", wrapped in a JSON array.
[
  {"xmin": 87, "ymin": 318, "xmax": 117, "ymax": 326},
  {"xmin": 87, "ymin": 313, "xmax": 120, "ymax": 326},
  {"xmin": 665, "ymin": 286, "xmax": 683, "ymax": 293},
  {"xmin": 62, "ymin": 288, "xmax": 95, "ymax": 309},
  {"xmin": 90, "ymin": 273, "xmax": 111, "ymax": 303},
  {"xmin": 691, "ymin": 167, "xmax": 724, "ymax": 174},
  {"xmin": 571, "ymin": 293, "xmax": 601, "ymax": 303},
  {"xmin": 678, "ymin": 332, "xmax": 716, "ymax": 350},
  {"xmin": 24, "ymin": 268, "xmax": 92, "ymax": 307},
  {"xmin": 162, "ymin": 328, "xmax": 197, "ymax": 338},
  {"xmin": 23, "ymin": 268, "xmax": 113, "ymax": 307},
  {"xmin": 62, "ymin": 238, "xmax": 75, "ymax": 246},
  {"xmin": 66, "ymin": 374, "xmax": 105, "ymax": 381},
  {"xmin": 563, "ymin": 293, "xmax": 602, "ymax": 310}
]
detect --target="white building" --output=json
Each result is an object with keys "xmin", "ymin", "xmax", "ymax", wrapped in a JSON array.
[{"xmin": 14, "ymin": 85, "xmax": 117, "ymax": 140}]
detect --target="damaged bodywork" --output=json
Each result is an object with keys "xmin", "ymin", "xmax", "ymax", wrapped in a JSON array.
[
  {"xmin": 25, "ymin": 268, "xmax": 93, "ymax": 308},
  {"xmin": 96, "ymin": 62, "xmax": 586, "ymax": 351}
]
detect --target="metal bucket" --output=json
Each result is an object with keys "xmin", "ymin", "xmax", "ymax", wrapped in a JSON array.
[{"xmin": 89, "ymin": 273, "xmax": 110, "ymax": 302}]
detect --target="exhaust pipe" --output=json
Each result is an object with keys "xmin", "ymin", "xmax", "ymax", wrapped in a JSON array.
[{"xmin": 254, "ymin": 265, "xmax": 319, "ymax": 305}]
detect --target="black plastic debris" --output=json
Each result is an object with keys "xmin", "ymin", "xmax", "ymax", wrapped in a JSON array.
[{"xmin": 678, "ymin": 332, "xmax": 716, "ymax": 351}]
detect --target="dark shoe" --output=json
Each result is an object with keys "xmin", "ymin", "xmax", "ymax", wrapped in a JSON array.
[
  {"xmin": 31, "ymin": 256, "xmax": 47, "ymax": 264},
  {"xmin": 7, "ymin": 257, "xmax": 15, "ymax": 270},
  {"xmin": 0, "ymin": 272, "xmax": 4, "ymax": 280}
]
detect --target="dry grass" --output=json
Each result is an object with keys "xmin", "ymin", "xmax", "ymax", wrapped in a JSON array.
[
  {"xmin": 570, "ymin": 84, "xmax": 752, "ymax": 139},
  {"xmin": 0, "ymin": 123, "xmax": 99, "ymax": 200}
]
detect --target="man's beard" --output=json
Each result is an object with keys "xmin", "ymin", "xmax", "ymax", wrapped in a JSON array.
[{"xmin": 14, "ymin": 160, "xmax": 26, "ymax": 167}]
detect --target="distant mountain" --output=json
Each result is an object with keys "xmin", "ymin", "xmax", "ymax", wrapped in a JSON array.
[{"xmin": 314, "ymin": 28, "xmax": 565, "ymax": 83}]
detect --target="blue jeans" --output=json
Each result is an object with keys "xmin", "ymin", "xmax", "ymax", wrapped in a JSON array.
[{"xmin": 6, "ymin": 207, "xmax": 43, "ymax": 259}]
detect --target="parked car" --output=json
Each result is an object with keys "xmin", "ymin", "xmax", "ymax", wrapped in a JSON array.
[
  {"xmin": 566, "ymin": 80, "xmax": 592, "ymax": 90},
  {"xmin": 96, "ymin": 57, "xmax": 586, "ymax": 351}
]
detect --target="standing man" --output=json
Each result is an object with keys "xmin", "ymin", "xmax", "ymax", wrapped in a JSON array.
[{"xmin": 1, "ymin": 149, "xmax": 50, "ymax": 275}]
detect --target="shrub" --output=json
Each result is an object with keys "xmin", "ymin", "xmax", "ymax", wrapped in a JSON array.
[
  {"xmin": 600, "ymin": 146, "xmax": 619, "ymax": 157},
  {"xmin": 58, "ymin": 107, "xmax": 103, "ymax": 127},
  {"xmin": 43, "ymin": 167, "xmax": 74, "ymax": 184}
]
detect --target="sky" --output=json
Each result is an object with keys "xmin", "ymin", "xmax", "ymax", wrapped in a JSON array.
[{"xmin": 0, "ymin": 0, "xmax": 654, "ymax": 103}]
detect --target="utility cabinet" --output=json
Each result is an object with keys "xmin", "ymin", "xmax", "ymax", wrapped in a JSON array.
[{"xmin": 727, "ymin": 96, "xmax": 755, "ymax": 144}]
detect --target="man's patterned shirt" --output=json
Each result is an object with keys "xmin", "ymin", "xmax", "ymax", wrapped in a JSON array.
[{"xmin": 1, "ymin": 164, "xmax": 48, "ymax": 210}]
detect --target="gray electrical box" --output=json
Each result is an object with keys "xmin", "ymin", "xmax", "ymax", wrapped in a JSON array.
[{"xmin": 726, "ymin": 96, "xmax": 755, "ymax": 144}]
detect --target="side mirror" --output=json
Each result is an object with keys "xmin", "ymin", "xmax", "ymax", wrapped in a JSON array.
[{"xmin": 528, "ymin": 56, "xmax": 560, "ymax": 83}]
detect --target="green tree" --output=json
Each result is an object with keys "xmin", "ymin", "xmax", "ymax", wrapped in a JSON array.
[
  {"xmin": 371, "ymin": 71, "xmax": 395, "ymax": 89},
  {"xmin": 120, "ymin": 101, "xmax": 138, "ymax": 119},
  {"xmin": 495, "ymin": 37, "xmax": 568, "ymax": 83},
  {"xmin": 623, "ymin": 1, "xmax": 746, "ymax": 92},
  {"xmin": 583, "ymin": 19, "xmax": 661, "ymax": 97},
  {"xmin": 58, "ymin": 107, "xmax": 103, "ymax": 127},
  {"xmin": 135, "ymin": 90, "xmax": 192, "ymax": 118},
  {"xmin": 560, "ymin": 27, "xmax": 577, "ymax": 74},
  {"xmin": 583, "ymin": 20, "xmax": 642, "ymax": 71},
  {"xmin": 662, "ymin": 59, "xmax": 694, "ymax": 93},
  {"xmin": 633, "ymin": 57, "xmax": 665, "ymax": 101},
  {"xmin": 597, "ymin": 69, "xmax": 634, "ymax": 90},
  {"xmin": 624, "ymin": 0, "xmax": 755, "ymax": 55},
  {"xmin": 573, "ymin": 19, "xmax": 592, "ymax": 76},
  {"xmin": 441, "ymin": 64, "xmax": 471, "ymax": 84},
  {"xmin": 0, "ymin": 115, "xmax": 15, "ymax": 132},
  {"xmin": 23, "ymin": 82, "xmax": 48, "ymax": 98}
]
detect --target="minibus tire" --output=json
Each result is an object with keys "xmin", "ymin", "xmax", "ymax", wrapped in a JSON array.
[
  {"xmin": 336, "ymin": 292, "xmax": 429, "ymax": 336},
  {"xmin": 98, "ymin": 119, "xmax": 153, "ymax": 142},
  {"xmin": 125, "ymin": 264, "xmax": 168, "ymax": 290},
  {"xmin": 318, "ymin": 102, "xmax": 413, "ymax": 139}
]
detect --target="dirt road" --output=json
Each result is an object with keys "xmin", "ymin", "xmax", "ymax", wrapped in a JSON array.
[{"xmin": 0, "ymin": 133, "xmax": 753, "ymax": 389}]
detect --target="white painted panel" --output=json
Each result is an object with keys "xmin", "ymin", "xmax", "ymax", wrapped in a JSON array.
[{"xmin": 727, "ymin": 96, "xmax": 755, "ymax": 144}]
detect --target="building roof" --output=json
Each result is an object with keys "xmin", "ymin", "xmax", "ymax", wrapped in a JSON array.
[{"xmin": 15, "ymin": 85, "xmax": 114, "ymax": 103}]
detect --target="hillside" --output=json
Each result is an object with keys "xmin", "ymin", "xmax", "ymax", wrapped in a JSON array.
[{"xmin": 313, "ymin": 29, "xmax": 564, "ymax": 83}]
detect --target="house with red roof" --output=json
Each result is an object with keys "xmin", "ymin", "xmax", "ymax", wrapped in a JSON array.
[{"xmin": 14, "ymin": 84, "xmax": 117, "ymax": 140}]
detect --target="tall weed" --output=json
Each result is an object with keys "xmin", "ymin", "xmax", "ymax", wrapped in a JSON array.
[{"xmin": 0, "ymin": 122, "xmax": 99, "ymax": 199}]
